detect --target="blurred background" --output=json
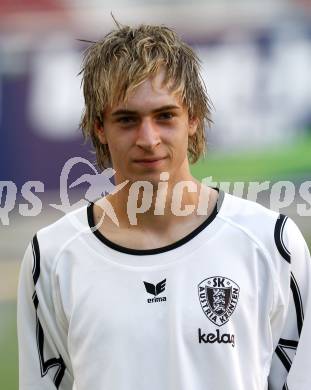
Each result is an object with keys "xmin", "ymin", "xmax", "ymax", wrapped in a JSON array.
[{"xmin": 0, "ymin": 0, "xmax": 311, "ymax": 388}]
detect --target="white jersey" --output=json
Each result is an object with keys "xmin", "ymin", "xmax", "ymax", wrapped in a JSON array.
[{"xmin": 17, "ymin": 190, "xmax": 311, "ymax": 390}]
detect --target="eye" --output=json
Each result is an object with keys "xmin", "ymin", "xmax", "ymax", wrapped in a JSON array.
[
  {"xmin": 157, "ymin": 112, "xmax": 174, "ymax": 120},
  {"xmin": 117, "ymin": 116, "xmax": 137, "ymax": 125}
]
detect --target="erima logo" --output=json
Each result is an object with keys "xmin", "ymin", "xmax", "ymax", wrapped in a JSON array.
[
  {"xmin": 143, "ymin": 279, "xmax": 167, "ymax": 303},
  {"xmin": 198, "ymin": 276, "xmax": 240, "ymax": 326}
]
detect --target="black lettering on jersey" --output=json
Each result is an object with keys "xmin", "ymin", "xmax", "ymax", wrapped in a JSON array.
[
  {"xmin": 213, "ymin": 277, "xmax": 225, "ymax": 288},
  {"xmin": 147, "ymin": 297, "xmax": 167, "ymax": 303},
  {"xmin": 31, "ymin": 235, "xmax": 66, "ymax": 389},
  {"xmin": 198, "ymin": 328, "xmax": 235, "ymax": 347}
]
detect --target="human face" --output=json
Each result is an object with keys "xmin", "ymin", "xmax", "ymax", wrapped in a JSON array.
[{"xmin": 95, "ymin": 70, "xmax": 198, "ymax": 185}]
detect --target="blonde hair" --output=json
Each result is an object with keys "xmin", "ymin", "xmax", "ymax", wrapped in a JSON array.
[{"xmin": 79, "ymin": 23, "xmax": 213, "ymax": 170}]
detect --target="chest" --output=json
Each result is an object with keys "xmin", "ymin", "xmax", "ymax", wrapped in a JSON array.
[{"xmin": 59, "ymin": 240, "xmax": 274, "ymax": 356}]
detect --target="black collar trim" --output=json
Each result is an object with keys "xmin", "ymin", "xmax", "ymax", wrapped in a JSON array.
[{"xmin": 87, "ymin": 188, "xmax": 224, "ymax": 256}]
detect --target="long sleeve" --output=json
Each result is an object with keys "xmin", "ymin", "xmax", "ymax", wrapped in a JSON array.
[
  {"xmin": 269, "ymin": 216, "xmax": 311, "ymax": 390},
  {"xmin": 17, "ymin": 235, "xmax": 73, "ymax": 390}
]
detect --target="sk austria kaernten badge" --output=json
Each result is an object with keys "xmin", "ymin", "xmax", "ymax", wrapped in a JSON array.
[{"xmin": 198, "ymin": 276, "xmax": 240, "ymax": 326}]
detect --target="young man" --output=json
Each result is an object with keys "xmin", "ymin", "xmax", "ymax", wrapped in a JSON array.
[{"xmin": 17, "ymin": 24, "xmax": 311, "ymax": 390}]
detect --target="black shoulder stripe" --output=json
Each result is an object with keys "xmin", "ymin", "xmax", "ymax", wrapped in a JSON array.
[
  {"xmin": 275, "ymin": 338, "xmax": 298, "ymax": 373},
  {"xmin": 275, "ymin": 273, "xmax": 304, "ymax": 379},
  {"xmin": 275, "ymin": 345, "xmax": 291, "ymax": 372},
  {"xmin": 291, "ymin": 272, "xmax": 304, "ymax": 336},
  {"xmin": 278, "ymin": 338, "xmax": 298, "ymax": 350},
  {"xmin": 283, "ymin": 383, "xmax": 289, "ymax": 390},
  {"xmin": 30, "ymin": 234, "xmax": 66, "ymax": 388},
  {"xmin": 36, "ymin": 315, "xmax": 66, "ymax": 388},
  {"xmin": 32, "ymin": 291, "xmax": 39, "ymax": 309},
  {"xmin": 31, "ymin": 234, "xmax": 41, "ymax": 285},
  {"xmin": 274, "ymin": 214, "xmax": 291, "ymax": 263}
]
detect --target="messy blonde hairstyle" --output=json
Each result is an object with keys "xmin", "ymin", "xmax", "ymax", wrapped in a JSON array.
[{"xmin": 79, "ymin": 22, "xmax": 213, "ymax": 170}]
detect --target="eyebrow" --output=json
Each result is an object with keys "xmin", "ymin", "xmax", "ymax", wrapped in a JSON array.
[{"xmin": 111, "ymin": 105, "xmax": 181, "ymax": 117}]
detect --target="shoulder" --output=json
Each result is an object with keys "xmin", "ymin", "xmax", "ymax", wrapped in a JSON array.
[
  {"xmin": 34, "ymin": 204, "xmax": 89, "ymax": 268},
  {"xmin": 219, "ymin": 192, "xmax": 280, "ymax": 244},
  {"xmin": 219, "ymin": 192, "xmax": 308, "ymax": 266}
]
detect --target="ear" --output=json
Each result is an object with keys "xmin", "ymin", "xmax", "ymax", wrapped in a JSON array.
[
  {"xmin": 94, "ymin": 117, "xmax": 107, "ymax": 145},
  {"xmin": 188, "ymin": 116, "xmax": 199, "ymax": 137}
]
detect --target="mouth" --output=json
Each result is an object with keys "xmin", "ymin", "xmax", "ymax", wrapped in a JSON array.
[{"xmin": 133, "ymin": 157, "xmax": 166, "ymax": 166}]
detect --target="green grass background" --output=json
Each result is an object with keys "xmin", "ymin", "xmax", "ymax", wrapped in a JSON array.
[
  {"xmin": 0, "ymin": 302, "xmax": 18, "ymax": 390},
  {"xmin": 2, "ymin": 133, "xmax": 310, "ymax": 389},
  {"xmin": 191, "ymin": 133, "xmax": 311, "ymax": 182}
]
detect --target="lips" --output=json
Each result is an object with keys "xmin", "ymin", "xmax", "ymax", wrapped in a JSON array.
[
  {"xmin": 132, "ymin": 157, "xmax": 167, "ymax": 167},
  {"xmin": 133, "ymin": 157, "xmax": 166, "ymax": 163}
]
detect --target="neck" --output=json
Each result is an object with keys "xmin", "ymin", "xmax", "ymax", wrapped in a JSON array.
[{"xmin": 103, "ymin": 176, "xmax": 215, "ymax": 230}]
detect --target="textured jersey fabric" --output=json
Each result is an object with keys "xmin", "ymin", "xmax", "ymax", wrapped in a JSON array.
[{"xmin": 17, "ymin": 191, "xmax": 311, "ymax": 390}]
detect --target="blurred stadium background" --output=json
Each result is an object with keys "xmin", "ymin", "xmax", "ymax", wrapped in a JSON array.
[{"xmin": 0, "ymin": 0, "xmax": 311, "ymax": 388}]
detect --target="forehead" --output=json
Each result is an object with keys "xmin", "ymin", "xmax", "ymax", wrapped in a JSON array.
[{"xmin": 107, "ymin": 69, "xmax": 184, "ymax": 115}]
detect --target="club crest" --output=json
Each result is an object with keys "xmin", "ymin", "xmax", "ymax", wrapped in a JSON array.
[{"xmin": 198, "ymin": 276, "xmax": 240, "ymax": 326}]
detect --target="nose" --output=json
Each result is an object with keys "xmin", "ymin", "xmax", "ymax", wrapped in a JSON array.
[{"xmin": 135, "ymin": 118, "xmax": 161, "ymax": 150}]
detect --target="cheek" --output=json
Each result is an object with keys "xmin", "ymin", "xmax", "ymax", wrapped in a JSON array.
[
  {"xmin": 165, "ymin": 131, "xmax": 190, "ymax": 161},
  {"xmin": 106, "ymin": 135, "xmax": 138, "ymax": 171},
  {"xmin": 174, "ymin": 126, "xmax": 191, "ymax": 149},
  {"xmin": 107, "ymin": 131, "xmax": 128, "ymax": 152},
  {"xmin": 106, "ymin": 140, "xmax": 126, "ymax": 167}
]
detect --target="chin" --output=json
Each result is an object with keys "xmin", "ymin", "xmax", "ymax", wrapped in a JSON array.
[{"xmin": 129, "ymin": 172, "xmax": 162, "ymax": 183}]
